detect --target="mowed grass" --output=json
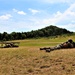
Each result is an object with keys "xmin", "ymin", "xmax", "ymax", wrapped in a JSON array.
[{"xmin": 0, "ymin": 35, "xmax": 75, "ymax": 75}]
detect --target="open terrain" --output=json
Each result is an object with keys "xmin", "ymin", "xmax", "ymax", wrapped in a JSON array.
[{"xmin": 0, "ymin": 35, "xmax": 75, "ymax": 75}]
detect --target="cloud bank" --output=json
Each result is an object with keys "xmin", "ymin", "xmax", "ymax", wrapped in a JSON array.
[
  {"xmin": 0, "ymin": 14, "xmax": 12, "ymax": 20},
  {"xmin": 0, "ymin": 0, "xmax": 75, "ymax": 33}
]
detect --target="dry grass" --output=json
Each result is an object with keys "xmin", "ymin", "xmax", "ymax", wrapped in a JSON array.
[
  {"xmin": 0, "ymin": 46, "xmax": 75, "ymax": 75},
  {"xmin": 0, "ymin": 36, "xmax": 75, "ymax": 75}
]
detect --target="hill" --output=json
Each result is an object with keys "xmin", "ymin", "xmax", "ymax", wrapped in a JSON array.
[
  {"xmin": 0, "ymin": 25, "xmax": 73, "ymax": 41},
  {"xmin": 26, "ymin": 25, "xmax": 73, "ymax": 38}
]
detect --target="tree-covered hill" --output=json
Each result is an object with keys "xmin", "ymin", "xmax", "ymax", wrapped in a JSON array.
[
  {"xmin": 0, "ymin": 25, "xmax": 73, "ymax": 41},
  {"xmin": 26, "ymin": 25, "xmax": 73, "ymax": 38}
]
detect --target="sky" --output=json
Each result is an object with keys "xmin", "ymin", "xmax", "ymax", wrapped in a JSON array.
[{"xmin": 0, "ymin": 0, "xmax": 75, "ymax": 33}]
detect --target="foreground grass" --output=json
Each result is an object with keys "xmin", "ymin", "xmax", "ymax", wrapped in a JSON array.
[
  {"xmin": 0, "ymin": 47, "xmax": 75, "ymax": 75},
  {"xmin": 0, "ymin": 36, "xmax": 75, "ymax": 75}
]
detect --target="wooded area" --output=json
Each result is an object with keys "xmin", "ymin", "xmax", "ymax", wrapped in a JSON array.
[{"xmin": 0, "ymin": 25, "xmax": 73, "ymax": 41}]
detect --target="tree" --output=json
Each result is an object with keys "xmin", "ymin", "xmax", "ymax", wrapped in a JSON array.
[{"xmin": 2, "ymin": 32, "xmax": 9, "ymax": 41}]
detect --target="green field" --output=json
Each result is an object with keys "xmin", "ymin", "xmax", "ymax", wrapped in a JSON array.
[{"xmin": 0, "ymin": 35, "xmax": 75, "ymax": 75}]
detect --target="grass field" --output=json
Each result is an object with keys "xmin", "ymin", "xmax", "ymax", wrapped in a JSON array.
[{"xmin": 0, "ymin": 35, "xmax": 75, "ymax": 75}]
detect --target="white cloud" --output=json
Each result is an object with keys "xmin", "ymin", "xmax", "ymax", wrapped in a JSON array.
[
  {"xmin": 28, "ymin": 8, "xmax": 40, "ymax": 15},
  {"xmin": 54, "ymin": 11, "xmax": 62, "ymax": 18},
  {"xmin": 13, "ymin": 8, "xmax": 18, "ymax": 12},
  {"xmin": 13, "ymin": 8, "xmax": 26, "ymax": 15},
  {"xmin": 17, "ymin": 11, "xmax": 26, "ymax": 15},
  {"xmin": 59, "ymin": 24, "xmax": 75, "ymax": 32},
  {"xmin": 42, "ymin": 3, "xmax": 75, "ymax": 24},
  {"xmin": 61, "ymin": 24, "xmax": 75, "ymax": 28},
  {"xmin": 0, "ymin": 14, "xmax": 12, "ymax": 20}
]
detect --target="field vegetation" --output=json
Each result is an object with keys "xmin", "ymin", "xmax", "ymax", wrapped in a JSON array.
[{"xmin": 0, "ymin": 35, "xmax": 75, "ymax": 75}]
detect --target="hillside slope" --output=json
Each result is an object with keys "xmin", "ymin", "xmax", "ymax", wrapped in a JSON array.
[{"xmin": 26, "ymin": 25, "xmax": 72, "ymax": 38}]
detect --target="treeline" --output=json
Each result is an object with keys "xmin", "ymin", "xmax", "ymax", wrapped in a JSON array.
[{"xmin": 0, "ymin": 25, "xmax": 73, "ymax": 41}]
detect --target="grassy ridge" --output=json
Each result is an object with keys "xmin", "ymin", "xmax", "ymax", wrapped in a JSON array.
[{"xmin": 0, "ymin": 35, "xmax": 75, "ymax": 75}]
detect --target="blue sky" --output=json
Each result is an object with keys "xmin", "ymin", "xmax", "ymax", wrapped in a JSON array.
[{"xmin": 0, "ymin": 0, "xmax": 75, "ymax": 33}]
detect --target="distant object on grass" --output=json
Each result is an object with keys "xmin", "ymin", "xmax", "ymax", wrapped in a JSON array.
[{"xmin": 0, "ymin": 42, "xmax": 20, "ymax": 48}]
